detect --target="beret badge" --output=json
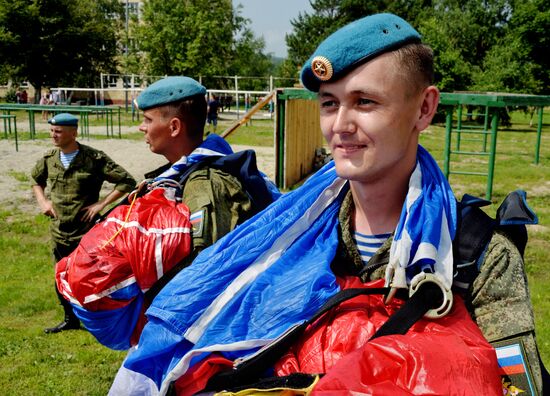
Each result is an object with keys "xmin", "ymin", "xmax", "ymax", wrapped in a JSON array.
[{"xmin": 311, "ymin": 56, "xmax": 333, "ymax": 81}]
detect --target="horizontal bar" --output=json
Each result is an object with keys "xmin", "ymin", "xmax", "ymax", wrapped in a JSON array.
[
  {"xmin": 450, "ymin": 150, "xmax": 490, "ymax": 156},
  {"xmin": 449, "ymin": 171, "xmax": 488, "ymax": 176}
]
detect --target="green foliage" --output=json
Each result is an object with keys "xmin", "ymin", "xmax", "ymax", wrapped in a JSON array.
[
  {"xmin": 135, "ymin": 0, "xmax": 273, "ymax": 82},
  {"xmin": 285, "ymin": 0, "xmax": 549, "ymax": 94},
  {"xmin": 0, "ymin": 0, "xmax": 123, "ymax": 99},
  {"xmin": 472, "ymin": 36, "xmax": 543, "ymax": 93},
  {"xmin": 419, "ymin": 17, "xmax": 474, "ymax": 91},
  {"xmin": 4, "ymin": 87, "xmax": 17, "ymax": 103}
]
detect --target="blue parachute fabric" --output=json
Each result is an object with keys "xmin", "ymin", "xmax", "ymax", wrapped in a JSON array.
[
  {"xmin": 125, "ymin": 162, "xmax": 345, "ymax": 389},
  {"xmin": 124, "ymin": 146, "xmax": 457, "ymax": 392},
  {"xmin": 72, "ymin": 291, "xmax": 143, "ymax": 351}
]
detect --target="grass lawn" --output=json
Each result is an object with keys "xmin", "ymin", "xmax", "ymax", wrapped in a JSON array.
[{"xmin": 0, "ymin": 107, "xmax": 548, "ymax": 394}]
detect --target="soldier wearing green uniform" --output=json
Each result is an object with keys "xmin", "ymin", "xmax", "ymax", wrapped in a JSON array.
[
  {"xmin": 31, "ymin": 113, "xmax": 136, "ymax": 334},
  {"xmin": 108, "ymin": 76, "xmax": 261, "ymax": 395},
  {"xmin": 135, "ymin": 76, "xmax": 254, "ymax": 259},
  {"xmin": 300, "ymin": 14, "xmax": 545, "ymax": 392}
]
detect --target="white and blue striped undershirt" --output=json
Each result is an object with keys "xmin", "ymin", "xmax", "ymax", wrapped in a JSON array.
[
  {"xmin": 353, "ymin": 231, "xmax": 391, "ymax": 265},
  {"xmin": 60, "ymin": 150, "xmax": 79, "ymax": 169}
]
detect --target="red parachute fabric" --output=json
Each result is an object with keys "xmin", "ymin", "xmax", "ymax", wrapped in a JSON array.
[
  {"xmin": 56, "ymin": 187, "xmax": 192, "ymax": 321},
  {"xmin": 275, "ymin": 277, "xmax": 502, "ymax": 395}
]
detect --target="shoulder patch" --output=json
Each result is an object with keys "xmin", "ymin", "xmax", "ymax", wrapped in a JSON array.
[
  {"xmin": 493, "ymin": 337, "xmax": 536, "ymax": 395},
  {"xmin": 190, "ymin": 209, "xmax": 205, "ymax": 237}
]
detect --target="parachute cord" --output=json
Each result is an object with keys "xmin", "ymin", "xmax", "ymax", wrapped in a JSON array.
[{"xmin": 100, "ymin": 192, "xmax": 138, "ymax": 250}]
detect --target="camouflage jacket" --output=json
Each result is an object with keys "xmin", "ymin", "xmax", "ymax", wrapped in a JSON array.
[
  {"xmin": 333, "ymin": 190, "xmax": 542, "ymax": 394},
  {"xmin": 31, "ymin": 143, "xmax": 136, "ymax": 244},
  {"xmin": 144, "ymin": 163, "xmax": 253, "ymax": 261}
]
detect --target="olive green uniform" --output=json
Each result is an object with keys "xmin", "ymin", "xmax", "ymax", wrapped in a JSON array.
[
  {"xmin": 31, "ymin": 143, "xmax": 136, "ymax": 255},
  {"xmin": 182, "ymin": 166, "xmax": 253, "ymax": 252},
  {"xmin": 144, "ymin": 164, "xmax": 253, "ymax": 265},
  {"xmin": 334, "ymin": 190, "xmax": 542, "ymax": 394}
]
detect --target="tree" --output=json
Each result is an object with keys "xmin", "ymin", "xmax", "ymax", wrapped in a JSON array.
[
  {"xmin": 418, "ymin": 0, "xmax": 511, "ymax": 92},
  {"xmin": 0, "ymin": 0, "xmax": 123, "ymax": 102},
  {"xmin": 134, "ymin": 0, "xmax": 274, "ymax": 90},
  {"xmin": 137, "ymin": 0, "xmax": 237, "ymax": 78},
  {"xmin": 226, "ymin": 27, "xmax": 274, "ymax": 91},
  {"xmin": 493, "ymin": 0, "xmax": 550, "ymax": 94}
]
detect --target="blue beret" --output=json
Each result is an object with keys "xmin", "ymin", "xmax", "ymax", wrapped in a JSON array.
[
  {"xmin": 48, "ymin": 113, "xmax": 78, "ymax": 127},
  {"xmin": 136, "ymin": 76, "xmax": 207, "ymax": 110},
  {"xmin": 300, "ymin": 13, "xmax": 421, "ymax": 92}
]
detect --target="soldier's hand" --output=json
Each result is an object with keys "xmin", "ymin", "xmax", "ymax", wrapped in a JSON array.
[
  {"xmin": 41, "ymin": 200, "xmax": 57, "ymax": 218},
  {"xmin": 81, "ymin": 202, "xmax": 104, "ymax": 223}
]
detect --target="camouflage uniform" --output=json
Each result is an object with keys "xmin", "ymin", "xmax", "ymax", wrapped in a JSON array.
[
  {"xmin": 144, "ymin": 164, "xmax": 253, "ymax": 260},
  {"xmin": 333, "ymin": 189, "xmax": 542, "ymax": 394},
  {"xmin": 181, "ymin": 166, "xmax": 253, "ymax": 252},
  {"xmin": 31, "ymin": 143, "xmax": 136, "ymax": 256}
]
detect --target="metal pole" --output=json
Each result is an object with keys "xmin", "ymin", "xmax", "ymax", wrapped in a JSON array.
[
  {"xmin": 269, "ymin": 75, "xmax": 274, "ymax": 115},
  {"xmin": 234, "ymin": 75, "xmax": 239, "ymax": 120},
  {"xmin": 486, "ymin": 110, "xmax": 499, "ymax": 200},
  {"xmin": 100, "ymin": 73, "xmax": 105, "ymax": 106},
  {"xmin": 124, "ymin": 0, "xmax": 129, "ymax": 112},
  {"xmin": 456, "ymin": 105, "xmax": 462, "ymax": 151},
  {"xmin": 534, "ymin": 106, "xmax": 543, "ymax": 164},
  {"xmin": 14, "ymin": 115, "xmax": 18, "ymax": 152},
  {"xmin": 444, "ymin": 106, "xmax": 453, "ymax": 179},
  {"xmin": 482, "ymin": 105, "xmax": 489, "ymax": 152}
]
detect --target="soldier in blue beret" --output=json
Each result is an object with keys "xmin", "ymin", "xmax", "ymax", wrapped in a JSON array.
[
  {"xmin": 133, "ymin": 75, "xmax": 257, "ymax": 249},
  {"xmin": 31, "ymin": 113, "xmax": 136, "ymax": 334},
  {"xmin": 298, "ymin": 12, "xmax": 543, "ymax": 393},
  {"xmin": 108, "ymin": 76, "xmax": 277, "ymax": 393}
]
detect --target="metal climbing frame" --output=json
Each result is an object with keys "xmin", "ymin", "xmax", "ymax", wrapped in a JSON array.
[{"xmin": 439, "ymin": 92, "xmax": 550, "ymax": 200}]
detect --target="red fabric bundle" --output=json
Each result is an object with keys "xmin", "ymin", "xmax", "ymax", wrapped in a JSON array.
[{"xmin": 56, "ymin": 188, "xmax": 192, "ymax": 312}]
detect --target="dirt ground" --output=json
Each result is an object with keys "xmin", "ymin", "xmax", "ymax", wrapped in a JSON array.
[{"xmin": 0, "ymin": 136, "xmax": 275, "ymax": 215}]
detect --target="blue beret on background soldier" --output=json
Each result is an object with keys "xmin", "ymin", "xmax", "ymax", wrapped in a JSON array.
[
  {"xmin": 31, "ymin": 112, "xmax": 136, "ymax": 334},
  {"xmin": 108, "ymin": 76, "xmax": 280, "ymax": 394}
]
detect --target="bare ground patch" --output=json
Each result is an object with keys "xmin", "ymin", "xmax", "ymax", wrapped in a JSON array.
[{"xmin": 0, "ymin": 138, "xmax": 275, "ymax": 215}]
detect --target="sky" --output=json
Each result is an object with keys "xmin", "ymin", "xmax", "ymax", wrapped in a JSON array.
[{"xmin": 232, "ymin": 0, "xmax": 313, "ymax": 58}]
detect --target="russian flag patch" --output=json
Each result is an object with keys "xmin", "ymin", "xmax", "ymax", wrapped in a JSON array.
[
  {"xmin": 494, "ymin": 338, "xmax": 536, "ymax": 395},
  {"xmin": 190, "ymin": 209, "xmax": 205, "ymax": 237}
]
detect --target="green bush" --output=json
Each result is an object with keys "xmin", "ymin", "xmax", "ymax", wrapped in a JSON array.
[{"xmin": 4, "ymin": 87, "xmax": 17, "ymax": 103}]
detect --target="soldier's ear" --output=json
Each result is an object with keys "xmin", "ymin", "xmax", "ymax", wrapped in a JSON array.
[
  {"xmin": 169, "ymin": 117, "xmax": 182, "ymax": 137},
  {"xmin": 415, "ymin": 85, "xmax": 439, "ymax": 132}
]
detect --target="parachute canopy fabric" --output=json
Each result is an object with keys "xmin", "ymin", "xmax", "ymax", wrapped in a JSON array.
[
  {"xmin": 166, "ymin": 280, "xmax": 502, "ymax": 396},
  {"xmin": 56, "ymin": 188, "xmax": 192, "ymax": 350},
  {"xmin": 276, "ymin": 278, "xmax": 502, "ymax": 395},
  {"xmin": 123, "ymin": 147, "xmax": 460, "ymax": 394}
]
